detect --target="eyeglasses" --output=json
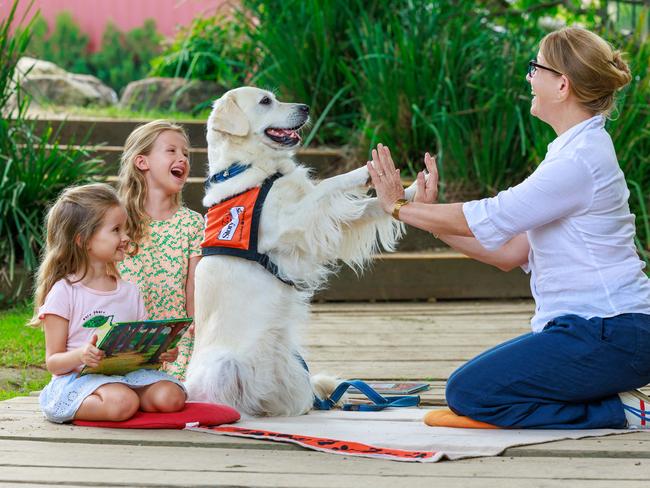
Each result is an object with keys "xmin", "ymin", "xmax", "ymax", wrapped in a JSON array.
[{"xmin": 527, "ymin": 59, "xmax": 563, "ymax": 77}]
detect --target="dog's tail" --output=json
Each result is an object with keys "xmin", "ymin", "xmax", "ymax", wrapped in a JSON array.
[
  {"xmin": 185, "ymin": 346, "xmax": 316, "ymax": 417},
  {"xmin": 184, "ymin": 348, "xmax": 258, "ymax": 408}
]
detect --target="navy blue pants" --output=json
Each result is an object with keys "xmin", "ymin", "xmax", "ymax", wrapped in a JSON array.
[{"xmin": 446, "ymin": 313, "xmax": 650, "ymax": 429}]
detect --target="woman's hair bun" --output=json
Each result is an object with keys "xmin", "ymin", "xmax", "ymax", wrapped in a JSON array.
[{"xmin": 610, "ymin": 50, "xmax": 632, "ymax": 89}]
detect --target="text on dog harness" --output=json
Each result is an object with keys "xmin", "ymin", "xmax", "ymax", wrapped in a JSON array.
[{"xmin": 201, "ymin": 173, "xmax": 295, "ymax": 287}]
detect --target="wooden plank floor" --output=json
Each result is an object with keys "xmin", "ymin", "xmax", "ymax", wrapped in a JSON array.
[{"xmin": 2, "ymin": 300, "xmax": 650, "ymax": 487}]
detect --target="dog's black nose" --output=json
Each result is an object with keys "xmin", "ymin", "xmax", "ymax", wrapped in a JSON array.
[{"xmin": 298, "ymin": 104, "xmax": 310, "ymax": 114}]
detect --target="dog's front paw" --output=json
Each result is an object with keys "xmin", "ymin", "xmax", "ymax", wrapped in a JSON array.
[
  {"xmin": 347, "ymin": 166, "xmax": 371, "ymax": 187},
  {"xmin": 404, "ymin": 179, "xmax": 418, "ymax": 201}
]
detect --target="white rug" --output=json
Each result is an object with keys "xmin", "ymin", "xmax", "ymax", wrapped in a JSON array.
[{"xmin": 188, "ymin": 407, "xmax": 639, "ymax": 462}]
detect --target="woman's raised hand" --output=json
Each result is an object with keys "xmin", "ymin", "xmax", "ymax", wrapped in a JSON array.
[
  {"xmin": 367, "ymin": 143, "xmax": 405, "ymax": 214},
  {"xmin": 414, "ymin": 152, "xmax": 439, "ymax": 204}
]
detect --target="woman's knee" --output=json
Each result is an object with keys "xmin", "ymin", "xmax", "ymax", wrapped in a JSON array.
[{"xmin": 445, "ymin": 367, "xmax": 483, "ymax": 415}]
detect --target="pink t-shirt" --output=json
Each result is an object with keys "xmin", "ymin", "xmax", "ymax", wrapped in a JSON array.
[{"xmin": 39, "ymin": 278, "xmax": 148, "ymax": 372}]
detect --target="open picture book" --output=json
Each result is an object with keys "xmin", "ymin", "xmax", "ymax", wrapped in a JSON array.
[{"xmin": 79, "ymin": 317, "xmax": 193, "ymax": 376}]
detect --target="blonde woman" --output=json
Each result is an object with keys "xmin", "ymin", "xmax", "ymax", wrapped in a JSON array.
[
  {"xmin": 369, "ymin": 27, "xmax": 650, "ymax": 429},
  {"xmin": 117, "ymin": 120, "xmax": 204, "ymax": 381},
  {"xmin": 31, "ymin": 184, "xmax": 185, "ymax": 423}
]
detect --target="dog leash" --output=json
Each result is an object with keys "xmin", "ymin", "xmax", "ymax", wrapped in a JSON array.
[
  {"xmin": 313, "ymin": 379, "xmax": 421, "ymax": 412},
  {"xmin": 297, "ymin": 355, "xmax": 420, "ymax": 411}
]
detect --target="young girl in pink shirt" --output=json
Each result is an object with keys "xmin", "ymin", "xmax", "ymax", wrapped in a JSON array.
[
  {"xmin": 30, "ymin": 183, "xmax": 186, "ymax": 423},
  {"xmin": 117, "ymin": 120, "xmax": 204, "ymax": 381}
]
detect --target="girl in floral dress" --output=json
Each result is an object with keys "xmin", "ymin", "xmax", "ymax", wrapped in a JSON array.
[{"xmin": 117, "ymin": 120, "xmax": 204, "ymax": 381}]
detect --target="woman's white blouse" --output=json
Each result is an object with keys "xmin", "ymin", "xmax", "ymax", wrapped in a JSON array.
[{"xmin": 463, "ymin": 115, "xmax": 650, "ymax": 332}]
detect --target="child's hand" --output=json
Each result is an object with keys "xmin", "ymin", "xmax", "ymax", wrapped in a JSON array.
[
  {"xmin": 79, "ymin": 334, "xmax": 105, "ymax": 368},
  {"xmin": 160, "ymin": 347, "xmax": 179, "ymax": 363}
]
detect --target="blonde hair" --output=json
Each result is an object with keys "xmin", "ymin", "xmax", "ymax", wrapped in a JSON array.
[
  {"xmin": 117, "ymin": 120, "xmax": 190, "ymax": 254},
  {"xmin": 540, "ymin": 27, "xmax": 632, "ymax": 116},
  {"xmin": 28, "ymin": 183, "xmax": 123, "ymax": 327}
]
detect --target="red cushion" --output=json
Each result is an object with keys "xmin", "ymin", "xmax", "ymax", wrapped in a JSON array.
[{"xmin": 73, "ymin": 402, "xmax": 240, "ymax": 429}]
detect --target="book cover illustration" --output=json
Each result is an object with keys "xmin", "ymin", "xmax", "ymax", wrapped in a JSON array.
[{"xmin": 79, "ymin": 317, "xmax": 192, "ymax": 376}]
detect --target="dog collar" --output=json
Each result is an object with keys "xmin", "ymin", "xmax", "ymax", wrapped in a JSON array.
[{"xmin": 205, "ymin": 162, "xmax": 251, "ymax": 188}]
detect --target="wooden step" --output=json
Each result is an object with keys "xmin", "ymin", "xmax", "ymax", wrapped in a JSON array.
[{"xmin": 313, "ymin": 250, "xmax": 530, "ymax": 301}]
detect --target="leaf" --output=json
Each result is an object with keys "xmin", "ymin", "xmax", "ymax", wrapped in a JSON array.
[{"xmin": 82, "ymin": 315, "xmax": 113, "ymax": 329}]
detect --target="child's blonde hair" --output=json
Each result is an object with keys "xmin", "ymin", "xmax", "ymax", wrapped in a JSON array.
[
  {"xmin": 540, "ymin": 27, "xmax": 632, "ymax": 117},
  {"xmin": 117, "ymin": 120, "xmax": 190, "ymax": 255},
  {"xmin": 29, "ymin": 183, "xmax": 123, "ymax": 327}
]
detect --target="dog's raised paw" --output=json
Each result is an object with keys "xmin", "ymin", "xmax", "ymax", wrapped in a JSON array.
[{"xmin": 348, "ymin": 166, "xmax": 371, "ymax": 187}]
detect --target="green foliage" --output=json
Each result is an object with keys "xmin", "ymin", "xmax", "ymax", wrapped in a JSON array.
[
  {"xmin": 344, "ymin": 2, "xmax": 539, "ymax": 195},
  {"xmin": 33, "ymin": 11, "xmax": 90, "ymax": 73},
  {"xmin": 22, "ymin": 13, "xmax": 48, "ymax": 58},
  {"xmin": 0, "ymin": 122, "xmax": 104, "ymax": 296},
  {"xmin": 605, "ymin": 13, "xmax": 650, "ymax": 263},
  {"xmin": 243, "ymin": 0, "xmax": 373, "ymax": 145},
  {"xmin": 0, "ymin": 304, "xmax": 43, "ymax": 368},
  {"xmin": 90, "ymin": 19, "xmax": 163, "ymax": 93},
  {"xmin": 49, "ymin": 104, "xmax": 210, "ymax": 121},
  {"xmin": 0, "ymin": 0, "xmax": 103, "ymax": 304},
  {"xmin": 5, "ymin": 0, "xmax": 649, "ymax": 265},
  {"xmin": 0, "ymin": 304, "xmax": 49, "ymax": 401},
  {"xmin": 149, "ymin": 13, "xmax": 257, "ymax": 87},
  {"xmin": 0, "ymin": 0, "xmax": 31, "ymax": 112},
  {"xmin": 23, "ymin": 12, "xmax": 162, "ymax": 92},
  {"xmin": 233, "ymin": 0, "xmax": 650, "ymax": 261}
]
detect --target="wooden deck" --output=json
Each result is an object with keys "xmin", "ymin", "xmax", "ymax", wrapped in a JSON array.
[{"xmin": 2, "ymin": 300, "xmax": 650, "ymax": 487}]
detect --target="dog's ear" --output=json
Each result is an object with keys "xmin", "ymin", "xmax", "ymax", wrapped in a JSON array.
[{"xmin": 210, "ymin": 95, "xmax": 250, "ymax": 137}]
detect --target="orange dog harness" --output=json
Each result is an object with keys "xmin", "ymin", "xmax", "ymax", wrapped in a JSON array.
[{"xmin": 201, "ymin": 173, "xmax": 294, "ymax": 287}]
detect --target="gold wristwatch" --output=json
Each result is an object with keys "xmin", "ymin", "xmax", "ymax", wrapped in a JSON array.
[{"xmin": 392, "ymin": 198, "xmax": 410, "ymax": 220}]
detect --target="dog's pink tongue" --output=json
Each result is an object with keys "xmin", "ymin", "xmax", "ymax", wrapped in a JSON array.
[{"xmin": 268, "ymin": 128, "xmax": 300, "ymax": 140}]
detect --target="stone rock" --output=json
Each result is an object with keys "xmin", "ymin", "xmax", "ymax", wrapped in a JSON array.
[
  {"xmin": 119, "ymin": 77, "xmax": 226, "ymax": 113},
  {"xmin": 14, "ymin": 57, "xmax": 117, "ymax": 107},
  {"xmin": 15, "ymin": 57, "xmax": 67, "ymax": 78}
]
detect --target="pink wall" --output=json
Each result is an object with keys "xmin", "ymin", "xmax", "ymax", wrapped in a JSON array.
[{"xmin": 3, "ymin": 0, "xmax": 231, "ymax": 51}]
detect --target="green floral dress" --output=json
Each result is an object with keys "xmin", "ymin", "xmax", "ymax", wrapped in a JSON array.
[{"xmin": 118, "ymin": 206, "xmax": 204, "ymax": 380}]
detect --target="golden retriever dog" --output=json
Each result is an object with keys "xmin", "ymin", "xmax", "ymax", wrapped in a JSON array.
[{"xmin": 184, "ymin": 87, "xmax": 418, "ymax": 416}]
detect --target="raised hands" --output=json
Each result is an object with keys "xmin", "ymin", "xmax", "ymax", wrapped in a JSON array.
[
  {"xmin": 367, "ymin": 143, "xmax": 439, "ymax": 214},
  {"xmin": 367, "ymin": 144, "xmax": 405, "ymax": 214},
  {"xmin": 414, "ymin": 152, "xmax": 438, "ymax": 204}
]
